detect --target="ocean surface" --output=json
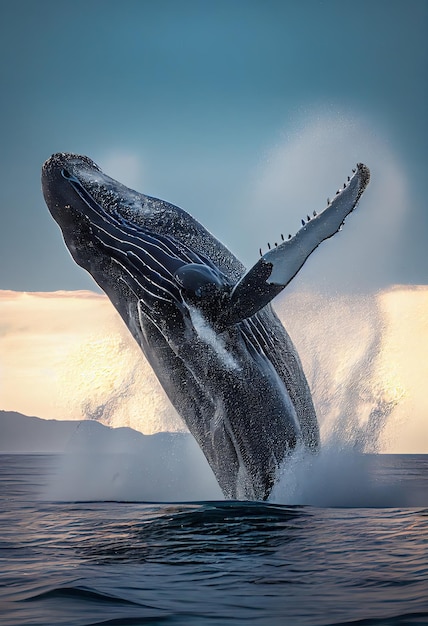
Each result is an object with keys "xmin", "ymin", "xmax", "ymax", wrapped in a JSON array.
[{"xmin": 1, "ymin": 453, "xmax": 427, "ymax": 626}]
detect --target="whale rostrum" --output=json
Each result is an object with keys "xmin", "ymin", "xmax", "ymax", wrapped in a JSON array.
[{"xmin": 42, "ymin": 154, "xmax": 370, "ymax": 500}]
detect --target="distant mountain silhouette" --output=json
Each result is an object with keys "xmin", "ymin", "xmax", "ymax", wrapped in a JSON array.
[
  {"xmin": 0, "ymin": 410, "xmax": 183, "ymax": 454},
  {"xmin": 1, "ymin": 410, "xmax": 86, "ymax": 453}
]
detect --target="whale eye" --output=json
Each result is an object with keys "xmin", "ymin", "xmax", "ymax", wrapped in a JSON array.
[{"xmin": 61, "ymin": 168, "xmax": 72, "ymax": 179}]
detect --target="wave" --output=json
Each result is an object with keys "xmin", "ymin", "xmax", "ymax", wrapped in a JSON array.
[{"xmin": 22, "ymin": 586, "xmax": 141, "ymax": 606}]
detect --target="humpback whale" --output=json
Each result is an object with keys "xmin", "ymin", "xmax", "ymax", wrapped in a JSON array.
[{"xmin": 42, "ymin": 154, "xmax": 370, "ymax": 500}]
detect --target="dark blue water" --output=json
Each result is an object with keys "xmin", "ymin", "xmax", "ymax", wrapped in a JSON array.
[{"xmin": 1, "ymin": 454, "xmax": 427, "ymax": 625}]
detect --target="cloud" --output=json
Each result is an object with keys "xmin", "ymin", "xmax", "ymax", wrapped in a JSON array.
[
  {"xmin": 1, "ymin": 286, "xmax": 427, "ymax": 453},
  {"xmin": 237, "ymin": 111, "xmax": 407, "ymax": 290},
  {"xmin": 0, "ymin": 290, "xmax": 182, "ymax": 433}
]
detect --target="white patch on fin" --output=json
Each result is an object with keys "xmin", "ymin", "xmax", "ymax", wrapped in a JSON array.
[{"xmin": 267, "ymin": 163, "xmax": 369, "ymax": 285}]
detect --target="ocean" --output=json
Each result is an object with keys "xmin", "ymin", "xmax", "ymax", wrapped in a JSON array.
[{"xmin": 0, "ymin": 453, "xmax": 427, "ymax": 626}]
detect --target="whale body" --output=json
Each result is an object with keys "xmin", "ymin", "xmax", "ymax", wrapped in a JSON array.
[{"xmin": 42, "ymin": 154, "xmax": 369, "ymax": 500}]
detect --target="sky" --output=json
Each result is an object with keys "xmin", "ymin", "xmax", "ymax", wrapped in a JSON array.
[{"xmin": 0, "ymin": 0, "xmax": 427, "ymax": 292}]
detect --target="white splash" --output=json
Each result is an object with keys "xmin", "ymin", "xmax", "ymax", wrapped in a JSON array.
[
  {"xmin": 269, "ymin": 440, "xmax": 418, "ymax": 508},
  {"xmin": 45, "ymin": 425, "xmax": 223, "ymax": 502}
]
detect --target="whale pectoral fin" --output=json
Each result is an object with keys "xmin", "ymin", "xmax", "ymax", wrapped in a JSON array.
[
  {"xmin": 224, "ymin": 163, "xmax": 370, "ymax": 325},
  {"xmin": 219, "ymin": 259, "xmax": 282, "ymax": 327}
]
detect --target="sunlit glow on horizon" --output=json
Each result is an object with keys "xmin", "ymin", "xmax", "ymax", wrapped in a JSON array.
[{"xmin": 0, "ymin": 287, "xmax": 427, "ymax": 453}]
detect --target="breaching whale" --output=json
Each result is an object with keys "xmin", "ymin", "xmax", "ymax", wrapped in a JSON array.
[{"xmin": 42, "ymin": 153, "xmax": 370, "ymax": 500}]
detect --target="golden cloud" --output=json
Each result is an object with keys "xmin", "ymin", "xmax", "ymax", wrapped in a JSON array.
[{"xmin": 1, "ymin": 287, "xmax": 427, "ymax": 452}]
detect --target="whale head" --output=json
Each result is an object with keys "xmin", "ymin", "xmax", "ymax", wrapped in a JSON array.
[
  {"xmin": 42, "ymin": 153, "xmax": 236, "ymax": 333},
  {"xmin": 42, "ymin": 152, "xmax": 178, "ymax": 275}
]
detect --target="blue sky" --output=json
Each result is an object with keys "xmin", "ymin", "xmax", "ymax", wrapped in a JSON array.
[{"xmin": 1, "ymin": 0, "xmax": 427, "ymax": 292}]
